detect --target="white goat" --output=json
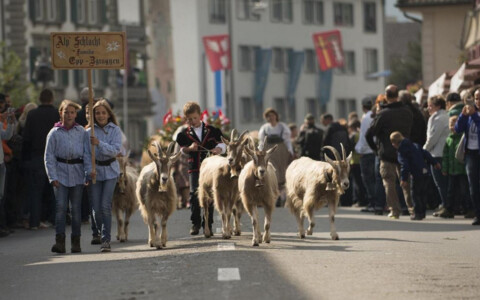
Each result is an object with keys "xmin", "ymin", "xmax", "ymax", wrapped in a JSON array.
[
  {"xmin": 238, "ymin": 137, "xmax": 279, "ymax": 246},
  {"xmin": 113, "ymin": 154, "xmax": 138, "ymax": 242},
  {"xmin": 198, "ymin": 129, "xmax": 248, "ymax": 239},
  {"xmin": 285, "ymin": 144, "xmax": 351, "ymax": 240},
  {"xmin": 136, "ymin": 141, "xmax": 180, "ymax": 249}
]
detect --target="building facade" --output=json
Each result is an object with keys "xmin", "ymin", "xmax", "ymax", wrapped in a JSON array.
[
  {"xmin": 171, "ymin": 0, "xmax": 386, "ymax": 131},
  {"xmin": 397, "ymin": 0, "xmax": 473, "ymax": 86},
  {"xmin": 0, "ymin": 0, "xmax": 152, "ymax": 154}
]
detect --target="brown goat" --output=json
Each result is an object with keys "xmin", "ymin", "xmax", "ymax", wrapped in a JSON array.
[{"xmin": 113, "ymin": 154, "xmax": 139, "ymax": 242}]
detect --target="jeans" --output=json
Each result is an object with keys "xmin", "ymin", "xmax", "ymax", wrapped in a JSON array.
[
  {"xmin": 411, "ymin": 175, "xmax": 428, "ymax": 216},
  {"xmin": 28, "ymin": 157, "xmax": 55, "ymax": 227},
  {"xmin": 89, "ymin": 178, "xmax": 116, "ymax": 242},
  {"xmin": 189, "ymin": 172, "xmax": 213, "ymax": 228},
  {"xmin": 360, "ymin": 153, "xmax": 376, "ymax": 207},
  {"xmin": 446, "ymin": 174, "xmax": 471, "ymax": 211},
  {"xmin": 374, "ymin": 156, "xmax": 386, "ymax": 211},
  {"xmin": 54, "ymin": 184, "xmax": 83, "ymax": 236},
  {"xmin": 430, "ymin": 157, "xmax": 448, "ymax": 207},
  {"xmin": 465, "ymin": 152, "xmax": 480, "ymax": 218}
]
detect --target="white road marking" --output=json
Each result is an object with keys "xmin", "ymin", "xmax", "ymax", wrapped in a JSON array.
[
  {"xmin": 218, "ymin": 268, "xmax": 241, "ymax": 281},
  {"xmin": 217, "ymin": 242, "xmax": 235, "ymax": 251}
]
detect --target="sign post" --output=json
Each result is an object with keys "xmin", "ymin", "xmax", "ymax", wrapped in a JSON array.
[{"xmin": 51, "ymin": 32, "xmax": 126, "ymax": 183}]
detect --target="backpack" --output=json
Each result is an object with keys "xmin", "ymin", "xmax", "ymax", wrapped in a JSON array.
[{"xmin": 303, "ymin": 126, "xmax": 323, "ymax": 160}]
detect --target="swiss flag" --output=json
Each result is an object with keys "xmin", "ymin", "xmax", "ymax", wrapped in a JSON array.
[
  {"xmin": 203, "ymin": 35, "xmax": 231, "ymax": 71},
  {"xmin": 312, "ymin": 30, "xmax": 344, "ymax": 71}
]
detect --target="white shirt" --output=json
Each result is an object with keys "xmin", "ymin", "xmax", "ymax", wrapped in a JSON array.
[
  {"xmin": 258, "ymin": 122, "xmax": 293, "ymax": 155},
  {"xmin": 355, "ymin": 110, "xmax": 374, "ymax": 155},
  {"xmin": 467, "ymin": 120, "xmax": 479, "ymax": 150},
  {"xmin": 424, "ymin": 109, "xmax": 449, "ymax": 157}
]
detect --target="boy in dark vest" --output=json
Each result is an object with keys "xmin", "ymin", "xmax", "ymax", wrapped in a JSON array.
[{"xmin": 175, "ymin": 102, "xmax": 226, "ymax": 235}]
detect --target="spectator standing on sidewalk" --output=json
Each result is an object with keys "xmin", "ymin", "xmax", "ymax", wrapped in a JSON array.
[
  {"xmin": 366, "ymin": 85, "xmax": 413, "ymax": 219},
  {"xmin": 22, "ymin": 89, "xmax": 59, "ymax": 230},
  {"xmin": 424, "ymin": 95, "xmax": 449, "ymax": 217},
  {"xmin": 356, "ymin": 97, "xmax": 376, "ymax": 212},
  {"xmin": 0, "ymin": 94, "xmax": 15, "ymax": 237}
]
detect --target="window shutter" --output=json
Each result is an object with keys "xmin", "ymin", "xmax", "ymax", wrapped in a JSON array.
[
  {"xmin": 74, "ymin": 70, "xmax": 80, "ymax": 86},
  {"xmin": 101, "ymin": 0, "xmax": 107, "ymax": 24},
  {"xmin": 28, "ymin": 0, "xmax": 36, "ymax": 22},
  {"xmin": 102, "ymin": 70, "xmax": 109, "ymax": 86},
  {"xmin": 62, "ymin": 70, "xmax": 69, "ymax": 87},
  {"xmin": 59, "ymin": 0, "xmax": 66, "ymax": 22},
  {"xmin": 71, "ymin": 0, "xmax": 78, "ymax": 24}
]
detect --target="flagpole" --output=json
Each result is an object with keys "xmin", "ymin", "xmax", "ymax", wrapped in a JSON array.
[
  {"xmin": 123, "ymin": 24, "xmax": 128, "ymax": 140},
  {"xmin": 227, "ymin": 0, "xmax": 235, "ymax": 128}
]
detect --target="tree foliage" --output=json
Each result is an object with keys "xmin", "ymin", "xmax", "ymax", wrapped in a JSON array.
[
  {"xmin": 0, "ymin": 42, "xmax": 37, "ymax": 107},
  {"xmin": 388, "ymin": 40, "xmax": 422, "ymax": 90}
]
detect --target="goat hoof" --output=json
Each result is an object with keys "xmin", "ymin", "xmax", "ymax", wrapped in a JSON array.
[
  {"xmin": 204, "ymin": 234, "xmax": 211, "ymax": 238},
  {"xmin": 300, "ymin": 234, "xmax": 305, "ymax": 239},
  {"xmin": 149, "ymin": 241, "xmax": 154, "ymax": 247},
  {"xmin": 120, "ymin": 239, "xmax": 126, "ymax": 243},
  {"xmin": 252, "ymin": 242, "xmax": 259, "ymax": 247},
  {"xmin": 234, "ymin": 231, "xmax": 241, "ymax": 236},
  {"xmin": 331, "ymin": 234, "xmax": 339, "ymax": 240},
  {"xmin": 155, "ymin": 245, "xmax": 162, "ymax": 250}
]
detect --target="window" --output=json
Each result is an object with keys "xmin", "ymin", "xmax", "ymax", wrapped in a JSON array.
[
  {"xmin": 337, "ymin": 51, "xmax": 355, "ymax": 75},
  {"xmin": 306, "ymin": 98, "xmax": 318, "ymax": 117},
  {"xmin": 272, "ymin": 47, "xmax": 290, "ymax": 72},
  {"xmin": 364, "ymin": 48, "xmax": 378, "ymax": 77},
  {"xmin": 304, "ymin": 49, "xmax": 316, "ymax": 73},
  {"xmin": 34, "ymin": 0, "xmax": 45, "ymax": 21},
  {"xmin": 364, "ymin": 2, "xmax": 376, "ymax": 33},
  {"xmin": 237, "ymin": 0, "xmax": 260, "ymax": 21},
  {"xmin": 271, "ymin": 0, "xmax": 293, "ymax": 23},
  {"xmin": 31, "ymin": 0, "xmax": 64, "ymax": 23},
  {"xmin": 46, "ymin": 0, "xmax": 57, "ymax": 21},
  {"xmin": 337, "ymin": 98, "xmax": 356, "ymax": 118},
  {"xmin": 210, "ymin": 0, "xmax": 226, "ymax": 24},
  {"xmin": 239, "ymin": 45, "xmax": 258, "ymax": 71},
  {"xmin": 77, "ymin": 0, "xmax": 86, "ymax": 23},
  {"xmin": 303, "ymin": 0, "xmax": 323, "ymax": 25},
  {"xmin": 241, "ymin": 97, "xmax": 254, "ymax": 122},
  {"xmin": 73, "ymin": 0, "xmax": 103, "ymax": 26},
  {"xmin": 333, "ymin": 2, "xmax": 353, "ymax": 26}
]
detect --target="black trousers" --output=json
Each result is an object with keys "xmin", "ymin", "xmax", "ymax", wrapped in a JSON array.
[
  {"xmin": 411, "ymin": 174, "xmax": 428, "ymax": 216},
  {"xmin": 189, "ymin": 172, "xmax": 213, "ymax": 228}
]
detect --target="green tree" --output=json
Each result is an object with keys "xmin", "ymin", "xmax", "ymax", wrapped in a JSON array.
[
  {"xmin": 0, "ymin": 42, "xmax": 37, "ymax": 107},
  {"xmin": 388, "ymin": 40, "xmax": 422, "ymax": 89}
]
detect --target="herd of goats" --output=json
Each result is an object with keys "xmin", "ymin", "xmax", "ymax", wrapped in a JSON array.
[{"xmin": 113, "ymin": 129, "xmax": 352, "ymax": 249}]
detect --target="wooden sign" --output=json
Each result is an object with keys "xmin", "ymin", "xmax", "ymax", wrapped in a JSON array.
[{"xmin": 50, "ymin": 32, "xmax": 126, "ymax": 69}]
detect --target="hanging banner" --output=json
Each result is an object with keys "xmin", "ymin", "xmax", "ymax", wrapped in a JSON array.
[
  {"xmin": 287, "ymin": 50, "xmax": 305, "ymax": 106},
  {"xmin": 312, "ymin": 30, "xmax": 344, "ymax": 71},
  {"xmin": 449, "ymin": 63, "xmax": 467, "ymax": 92},
  {"xmin": 203, "ymin": 35, "xmax": 231, "ymax": 71},
  {"xmin": 254, "ymin": 48, "xmax": 272, "ymax": 104},
  {"xmin": 316, "ymin": 69, "xmax": 333, "ymax": 105},
  {"xmin": 428, "ymin": 73, "xmax": 447, "ymax": 99},
  {"xmin": 50, "ymin": 32, "xmax": 126, "ymax": 69}
]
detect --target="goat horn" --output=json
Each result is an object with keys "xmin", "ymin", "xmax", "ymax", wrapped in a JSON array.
[
  {"xmin": 153, "ymin": 141, "xmax": 164, "ymax": 158},
  {"xmin": 260, "ymin": 136, "xmax": 267, "ymax": 151},
  {"xmin": 238, "ymin": 130, "xmax": 249, "ymax": 142},
  {"xmin": 166, "ymin": 141, "xmax": 175, "ymax": 156},
  {"xmin": 341, "ymin": 143, "xmax": 346, "ymax": 161},
  {"xmin": 230, "ymin": 129, "xmax": 238, "ymax": 142},
  {"xmin": 322, "ymin": 146, "xmax": 341, "ymax": 161}
]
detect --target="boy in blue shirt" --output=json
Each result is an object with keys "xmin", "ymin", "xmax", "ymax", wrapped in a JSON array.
[{"xmin": 390, "ymin": 131, "xmax": 440, "ymax": 220}]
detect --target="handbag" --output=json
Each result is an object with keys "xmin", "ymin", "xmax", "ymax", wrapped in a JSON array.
[{"xmin": 455, "ymin": 133, "xmax": 465, "ymax": 163}]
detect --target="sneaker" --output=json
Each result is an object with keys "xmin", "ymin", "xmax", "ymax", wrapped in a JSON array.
[
  {"xmin": 100, "ymin": 241, "xmax": 111, "ymax": 252},
  {"xmin": 190, "ymin": 225, "xmax": 200, "ymax": 235},
  {"xmin": 39, "ymin": 221, "xmax": 52, "ymax": 229},
  {"xmin": 387, "ymin": 212, "xmax": 399, "ymax": 219},
  {"xmin": 410, "ymin": 214, "xmax": 424, "ymax": 221},
  {"xmin": 91, "ymin": 235, "xmax": 101, "ymax": 245},
  {"xmin": 439, "ymin": 209, "xmax": 454, "ymax": 219},
  {"xmin": 432, "ymin": 208, "xmax": 445, "ymax": 217}
]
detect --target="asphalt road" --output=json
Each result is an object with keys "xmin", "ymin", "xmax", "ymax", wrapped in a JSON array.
[{"xmin": 1, "ymin": 206, "xmax": 479, "ymax": 300}]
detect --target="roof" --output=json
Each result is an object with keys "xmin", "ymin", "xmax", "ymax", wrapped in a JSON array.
[{"xmin": 396, "ymin": 0, "xmax": 473, "ymax": 8}]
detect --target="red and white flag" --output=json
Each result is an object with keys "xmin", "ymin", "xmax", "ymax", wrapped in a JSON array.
[
  {"xmin": 163, "ymin": 108, "xmax": 172, "ymax": 125},
  {"xmin": 203, "ymin": 35, "xmax": 231, "ymax": 71},
  {"xmin": 312, "ymin": 30, "xmax": 344, "ymax": 71},
  {"xmin": 201, "ymin": 109, "xmax": 209, "ymax": 123}
]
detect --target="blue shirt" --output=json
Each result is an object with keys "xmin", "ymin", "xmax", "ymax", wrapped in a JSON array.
[
  {"xmin": 397, "ymin": 138, "xmax": 436, "ymax": 181},
  {"xmin": 44, "ymin": 124, "xmax": 86, "ymax": 187},
  {"xmin": 84, "ymin": 122, "xmax": 122, "ymax": 181}
]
